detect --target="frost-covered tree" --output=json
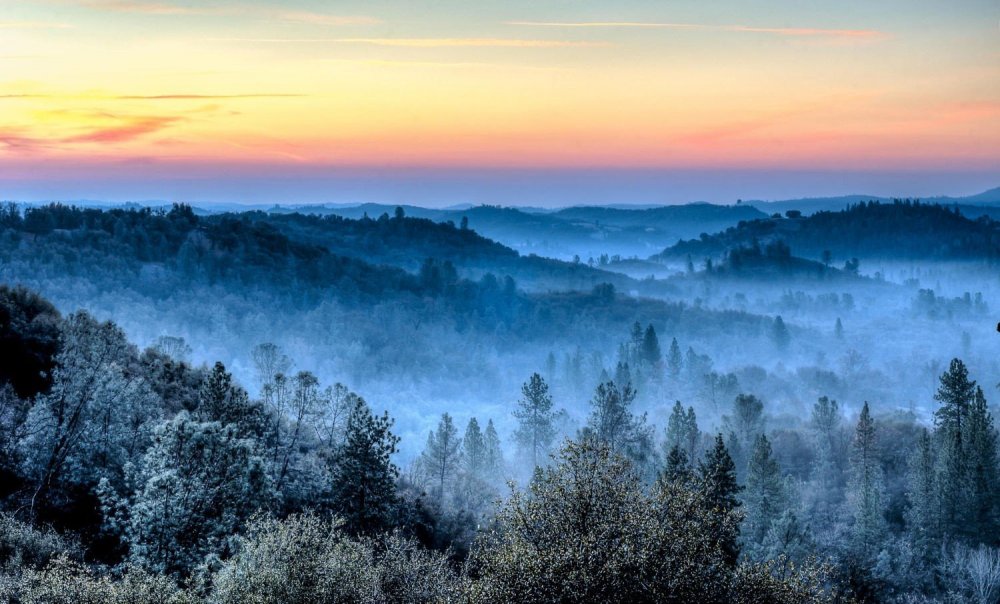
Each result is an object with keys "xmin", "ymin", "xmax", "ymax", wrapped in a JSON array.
[
  {"xmin": 848, "ymin": 402, "xmax": 886, "ymax": 561},
  {"xmin": 117, "ymin": 413, "xmax": 271, "ymax": 577},
  {"xmin": 20, "ymin": 312, "xmax": 159, "ymax": 514},
  {"xmin": 743, "ymin": 434, "xmax": 785, "ymax": 557},
  {"xmin": 964, "ymin": 387, "xmax": 999, "ymax": 541}
]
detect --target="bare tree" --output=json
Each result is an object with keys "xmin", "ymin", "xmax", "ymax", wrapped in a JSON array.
[
  {"xmin": 953, "ymin": 544, "xmax": 1000, "ymax": 604},
  {"xmin": 251, "ymin": 342, "xmax": 291, "ymax": 391}
]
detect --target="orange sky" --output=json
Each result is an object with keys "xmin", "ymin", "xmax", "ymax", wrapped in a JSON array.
[{"xmin": 0, "ymin": 0, "xmax": 997, "ymax": 202}]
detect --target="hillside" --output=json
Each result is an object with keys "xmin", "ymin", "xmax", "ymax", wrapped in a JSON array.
[
  {"xmin": 259, "ymin": 202, "xmax": 766, "ymax": 262},
  {"xmin": 655, "ymin": 200, "xmax": 1000, "ymax": 263}
]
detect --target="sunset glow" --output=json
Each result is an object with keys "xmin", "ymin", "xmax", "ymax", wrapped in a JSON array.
[{"xmin": 1, "ymin": 0, "xmax": 997, "ymax": 203}]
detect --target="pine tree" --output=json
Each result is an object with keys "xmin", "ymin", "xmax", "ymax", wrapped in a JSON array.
[
  {"xmin": 197, "ymin": 361, "xmax": 264, "ymax": 438},
  {"xmin": 963, "ymin": 386, "xmax": 999, "ymax": 541},
  {"xmin": 726, "ymin": 393, "xmax": 765, "ymax": 456},
  {"xmin": 905, "ymin": 428, "xmax": 938, "ymax": 556},
  {"xmin": 667, "ymin": 337, "xmax": 683, "ymax": 381},
  {"xmin": 641, "ymin": 324, "xmax": 662, "ymax": 368},
  {"xmin": 665, "ymin": 402, "xmax": 700, "ymax": 463},
  {"xmin": 513, "ymin": 373, "xmax": 556, "ymax": 469},
  {"xmin": 935, "ymin": 358, "xmax": 976, "ymax": 436},
  {"xmin": 586, "ymin": 381, "xmax": 652, "ymax": 465},
  {"xmin": 421, "ymin": 413, "xmax": 461, "ymax": 504},
  {"xmin": 329, "ymin": 395, "xmax": 400, "ymax": 535},
  {"xmin": 743, "ymin": 434, "xmax": 784, "ymax": 555},
  {"xmin": 483, "ymin": 419, "xmax": 504, "ymax": 481},
  {"xmin": 934, "ymin": 358, "xmax": 976, "ymax": 536},
  {"xmin": 684, "ymin": 406, "xmax": 700, "ymax": 462},
  {"xmin": 848, "ymin": 402, "xmax": 885, "ymax": 560},
  {"xmin": 629, "ymin": 321, "xmax": 643, "ymax": 364},
  {"xmin": 665, "ymin": 401, "xmax": 688, "ymax": 456},
  {"xmin": 614, "ymin": 361, "xmax": 632, "ymax": 389},
  {"xmin": 662, "ymin": 444, "xmax": 691, "ymax": 484},
  {"xmin": 834, "ymin": 318, "xmax": 844, "ymax": 340},
  {"xmin": 808, "ymin": 396, "xmax": 845, "ymax": 531},
  {"xmin": 698, "ymin": 433, "xmax": 742, "ymax": 567}
]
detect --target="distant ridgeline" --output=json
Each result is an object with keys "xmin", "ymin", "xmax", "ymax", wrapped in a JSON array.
[
  {"xmin": 654, "ymin": 200, "xmax": 1000, "ymax": 263},
  {"xmin": 0, "ymin": 203, "xmax": 770, "ymax": 341}
]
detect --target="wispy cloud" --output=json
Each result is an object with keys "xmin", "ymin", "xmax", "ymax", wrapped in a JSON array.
[
  {"xmin": 0, "ymin": 92, "xmax": 305, "ymax": 100},
  {"xmin": 74, "ymin": 1, "xmax": 379, "ymax": 24},
  {"xmin": 78, "ymin": 1, "xmax": 224, "ymax": 15},
  {"xmin": 63, "ymin": 115, "xmax": 181, "ymax": 143},
  {"xmin": 275, "ymin": 11, "xmax": 379, "ymax": 26},
  {"xmin": 322, "ymin": 58, "xmax": 567, "ymax": 72},
  {"xmin": 214, "ymin": 37, "xmax": 610, "ymax": 48},
  {"xmin": 0, "ymin": 110, "xmax": 184, "ymax": 152},
  {"xmin": 0, "ymin": 21, "xmax": 73, "ymax": 29},
  {"xmin": 506, "ymin": 21, "xmax": 885, "ymax": 39}
]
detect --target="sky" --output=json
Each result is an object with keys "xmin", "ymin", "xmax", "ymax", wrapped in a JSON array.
[{"xmin": 0, "ymin": 0, "xmax": 998, "ymax": 206}]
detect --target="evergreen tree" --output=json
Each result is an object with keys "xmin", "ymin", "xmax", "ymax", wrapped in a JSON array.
[
  {"xmin": 197, "ymin": 361, "xmax": 264, "ymax": 438},
  {"xmin": 905, "ymin": 428, "xmax": 938, "ymax": 556},
  {"xmin": 629, "ymin": 321, "xmax": 643, "ymax": 364},
  {"xmin": 807, "ymin": 396, "xmax": 845, "ymax": 532},
  {"xmin": 329, "ymin": 395, "xmax": 400, "ymax": 535},
  {"xmin": 662, "ymin": 444, "xmax": 692, "ymax": 484},
  {"xmin": 613, "ymin": 361, "xmax": 632, "ymax": 389},
  {"xmin": 834, "ymin": 318, "xmax": 844, "ymax": 340},
  {"xmin": 963, "ymin": 386, "xmax": 999, "ymax": 541},
  {"xmin": 934, "ymin": 358, "xmax": 976, "ymax": 536},
  {"xmin": 848, "ymin": 402, "xmax": 886, "ymax": 560},
  {"xmin": 585, "ymin": 381, "xmax": 653, "ymax": 472},
  {"xmin": 743, "ymin": 434, "xmax": 785, "ymax": 556},
  {"xmin": 771, "ymin": 315, "xmax": 791, "ymax": 351},
  {"xmin": 483, "ymin": 419, "xmax": 504, "ymax": 481},
  {"xmin": 699, "ymin": 433, "xmax": 743, "ymax": 566},
  {"xmin": 513, "ymin": 373, "xmax": 556, "ymax": 469},
  {"xmin": 667, "ymin": 337, "xmax": 683, "ymax": 381},
  {"xmin": 641, "ymin": 324, "xmax": 661, "ymax": 368},
  {"xmin": 421, "ymin": 413, "xmax": 461, "ymax": 504},
  {"xmin": 725, "ymin": 393, "xmax": 765, "ymax": 458},
  {"xmin": 665, "ymin": 401, "xmax": 700, "ymax": 463},
  {"xmin": 934, "ymin": 358, "xmax": 976, "ymax": 436}
]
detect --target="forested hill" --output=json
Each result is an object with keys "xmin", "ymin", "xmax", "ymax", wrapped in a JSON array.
[
  {"xmin": 0, "ymin": 203, "xmax": 767, "ymax": 343},
  {"xmin": 261, "ymin": 201, "xmax": 765, "ymax": 261},
  {"xmin": 235, "ymin": 208, "xmax": 638, "ymax": 292},
  {"xmin": 655, "ymin": 200, "xmax": 1000, "ymax": 263}
]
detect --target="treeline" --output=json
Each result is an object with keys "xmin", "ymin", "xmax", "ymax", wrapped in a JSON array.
[{"xmin": 658, "ymin": 200, "xmax": 1000, "ymax": 262}]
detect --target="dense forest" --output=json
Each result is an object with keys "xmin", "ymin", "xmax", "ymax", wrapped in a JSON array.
[
  {"xmin": 0, "ymin": 200, "xmax": 998, "ymax": 602},
  {"xmin": 656, "ymin": 201, "xmax": 1000, "ymax": 263},
  {"xmin": 1, "ymin": 284, "xmax": 998, "ymax": 602}
]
